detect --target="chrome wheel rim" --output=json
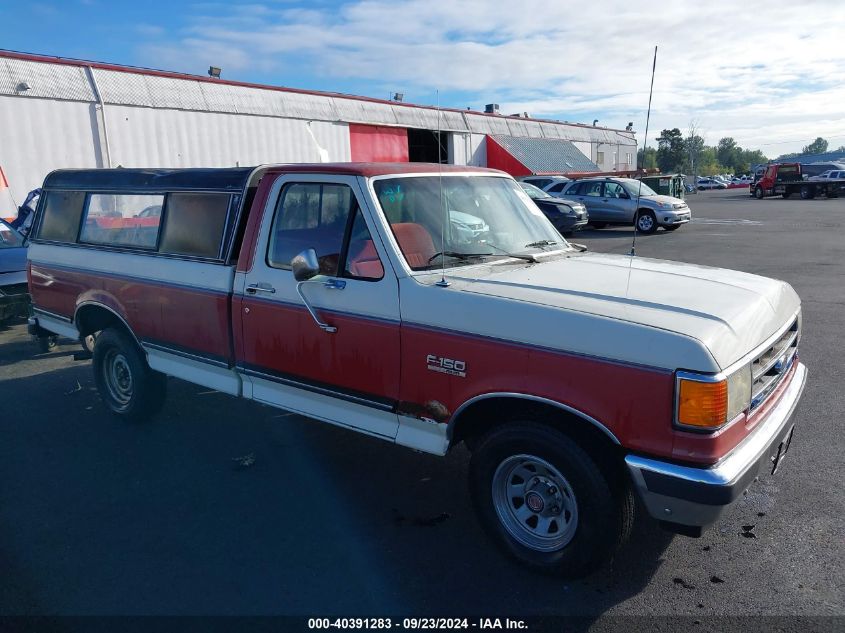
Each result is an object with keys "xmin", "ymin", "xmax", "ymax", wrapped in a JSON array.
[
  {"xmin": 103, "ymin": 349, "xmax": 133, "ymax": 407},
  {"xmin": 637, "ymin": 214, "xmax": 654, "ymax": 231},
  {"xmin": 492, "ymin": 454, "xmax": 579, "ymax": 552}
]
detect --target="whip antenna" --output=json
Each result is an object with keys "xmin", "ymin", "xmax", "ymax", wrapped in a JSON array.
[
  {"xmin": 630, "ymin": 45, "xmax": 658, "ymax": 257},
  {"xmin": 435, "ymin": 89, "xmax": 449, "ymax": 287}
]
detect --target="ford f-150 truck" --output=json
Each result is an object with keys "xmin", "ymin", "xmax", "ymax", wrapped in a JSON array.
[
  {"xmin": 27, "ymin": 164, "xmax": 807, "ymax": 577},
  {"xmin": 752, "ymin": 163, "xmax": 843, "ymax": 199}
]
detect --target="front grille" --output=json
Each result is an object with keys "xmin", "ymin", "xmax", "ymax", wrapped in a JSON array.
[
  {"xmin": 0, "ymin": 283, "xmax": 29, "ymax": 296},
  {"xmin": 750, "ymin": 318, "xmax": 799, "ymax": 410}
]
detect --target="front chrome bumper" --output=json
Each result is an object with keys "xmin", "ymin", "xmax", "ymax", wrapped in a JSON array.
[{"xmin": 625, "ymin": 362, "xmax": 807, "ymax": 530}]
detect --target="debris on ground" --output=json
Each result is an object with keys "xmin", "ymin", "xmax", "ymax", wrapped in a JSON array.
[
  {"xmin": 740, "ymin": 524, "xmax": 757, "ymax": 538},
  {"xmin": 672, "ymin": 577, "xmax": 695, "ymax": 590},
  {"xmin": 710, "ymin": 575, "xmax": 725, "ymax": 584},
  {"xmin": 64, "ymin": 380, "xmax": 82, "ymax": 395},
  {"xmin": 231, "ymin": 453, "xmax": 256, "ymax": 469},
  {"xmin": 702, "ymin": 545, "xmax": 711, "ymax": 551}
]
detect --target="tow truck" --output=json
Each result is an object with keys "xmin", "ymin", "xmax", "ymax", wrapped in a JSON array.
[{"xmin": 751, "ymin": 163, "xmax": 844, "ymax": 199}]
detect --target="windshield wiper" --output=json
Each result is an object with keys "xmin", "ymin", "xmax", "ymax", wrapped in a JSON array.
[
  {"xmin": 483, "ymin": 242, "xmax": 538, "ymax": 262},
  {"xmin": 427, "ymin": 251, "xmax": 492, "ymax": 264},
  {"xmin": 524, "ymin": 240, "xmax": 562, "ymax": 249}
]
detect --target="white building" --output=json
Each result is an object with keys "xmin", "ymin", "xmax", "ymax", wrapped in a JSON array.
[{"xmin": 0, "ymin": 50, "xmax": 637, "ymax": 209}]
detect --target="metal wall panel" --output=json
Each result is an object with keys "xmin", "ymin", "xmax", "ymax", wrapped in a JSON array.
[
  {"xmin": 103, "ymin": 105, "xmax": 350, "ymax": 168},
  {"xmin": 0, "ymin": 96, "xmax": 101, "ymax": 203},
  {"xmin": 0, "ymin": 58, "xmax": 95, "ymax": 101}
]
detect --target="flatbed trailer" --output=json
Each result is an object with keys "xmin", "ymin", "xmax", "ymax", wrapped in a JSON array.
[{"xmin": 751, "ymin": 163, "xmax": 844, "ymax": 199}]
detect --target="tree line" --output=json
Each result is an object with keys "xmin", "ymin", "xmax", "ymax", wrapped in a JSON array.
[
  {"xmin": 637, "ymin": 128, "xmax": 768, "ymax": 177},
  {"xmin": 638, "ymin": 133, "xmax": 844, "ymax": 177}
]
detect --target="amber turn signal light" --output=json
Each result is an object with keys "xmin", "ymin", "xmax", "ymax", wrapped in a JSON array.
[{"xmin": 677, "ymin": 378, "xmax": 728, "ymax": 428}]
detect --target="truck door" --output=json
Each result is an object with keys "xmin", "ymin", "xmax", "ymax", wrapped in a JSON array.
[{"xmin": 237, "ymin": 174, "xmax": 400, "ymax": 440}]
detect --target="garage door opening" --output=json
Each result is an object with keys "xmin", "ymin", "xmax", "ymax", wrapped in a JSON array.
[{"xmin": 408, "ymin": 129, "xmax": 448, "ymax": 164}]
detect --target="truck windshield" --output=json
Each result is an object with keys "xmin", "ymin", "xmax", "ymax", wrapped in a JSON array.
[
  {"xmin": 373, "ymin": 175, "xmax": 566, "ymax": 271},
  {"xmin": 0, "ymin": 219, "xmax": 24, "ymax": 248}
]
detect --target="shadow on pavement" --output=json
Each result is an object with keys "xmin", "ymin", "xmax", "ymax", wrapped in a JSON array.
[{"xmin": 0, "ymin": 357, "xmax": 673, "ymax": 618}]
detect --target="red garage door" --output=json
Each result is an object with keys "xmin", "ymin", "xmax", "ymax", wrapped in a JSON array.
[{"xmin": 350, "ymin": 124, "xmax": 409, "ymax": 162}]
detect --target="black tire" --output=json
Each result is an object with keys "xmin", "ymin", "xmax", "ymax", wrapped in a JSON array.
[
  {"xmin": 93, "ymin": 327, "xmax": 166, "ymax": 421},
  {"xmin": 800, "ymin": 185, "xmax": 814, "ymax": 200},
  {"xmin": 782, "ymin": 192, "xmax": 791, "ymax": 199},
  {"xmin": 635, "ymin": 210, "xmax": 658, "ymax": 234},
  {"xmin": 663, "ymin": 224, "xmax": 681, "ymax": 231},
  {"xmin": 754, "ymin": 186, "xmax": 764, "ymax": 199},
  {"xmin": 469, "ymin": 421, "xmax": 634, "ymax": 577},
  {"xmin": 36, "ymin": 334, "xmax": 58, "ymax": 353},
  {"xmin": 590, "ymin": 222, "xmax": 608, "ymax": 229}
]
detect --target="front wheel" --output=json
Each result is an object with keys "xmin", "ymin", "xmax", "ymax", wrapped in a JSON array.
[
  {"xmin": 635, "ymin": 210, "xmax": 658, "ymax": 234},
  {"xmin": 93, "ymin": 328, "xmax": 166, "ymax": 421},
  {"xmin": 800, "ymin": 185, "xmax": 815, "ymax": 200},
  {"xmin": 469, "ymin": 422, "xmax": 634, "ymax": 577},
  {"xmin": 754, "ymin": 186, "xmax": 764, "ymax": 199}
]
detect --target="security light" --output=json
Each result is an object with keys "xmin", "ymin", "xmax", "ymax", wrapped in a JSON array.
[
  {"xmin": 208, "ymin": 66, "xmax": 221, "ymax": 78},
  {"xmin": 392, "ymin": 92, "xmax": 404, "ymax": 102},
  {"xmin": 593, "ymin": 119, "xmax": 599, "ymax": 126},
  {"xmin": 16, "ymin": 81, "xmax": 31, "ymax": 92}
]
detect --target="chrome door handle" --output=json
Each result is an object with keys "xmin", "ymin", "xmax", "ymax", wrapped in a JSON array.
[
  {"xmin": 246, "ymin": 283, "xmax": 276, "ymax": 294},
  {"xmin": 323, "ymin": 278, "xmax": 346, "ymax": 290}
]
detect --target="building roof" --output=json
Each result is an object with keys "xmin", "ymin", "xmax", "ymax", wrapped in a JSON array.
[
  {"xmin": 0, "ymin": 49, "xmax": 637, "ymax": 146},
  {"xmin": 491, "ymin": 135, "xmax": 600, "ymax": 174}
]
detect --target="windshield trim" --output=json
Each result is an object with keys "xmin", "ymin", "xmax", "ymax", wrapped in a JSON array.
[{"xmin": 366, "ymin": 171, "xmax": 571, "ymax": 276}]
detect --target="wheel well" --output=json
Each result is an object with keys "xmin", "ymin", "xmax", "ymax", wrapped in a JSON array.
[
  {"xmin": 450, "ymin": 396, "xmax": 622, "ymax": 464},
  {"xmin": 75, "ymin": 304, "xmax": 135, "ymax": 343}
]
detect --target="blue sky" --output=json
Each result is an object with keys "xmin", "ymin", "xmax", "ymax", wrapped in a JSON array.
[{"xmin": 3, "ymin": 0, "xmax": 845, "ymax": 156}]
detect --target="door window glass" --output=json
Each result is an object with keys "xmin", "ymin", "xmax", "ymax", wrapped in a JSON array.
[
  {"xmin": 583, "ymin": 182, "xmax": 604, "ymax": 196},
  {"xmin": 343, "ymin": 207, "xmax": 384, "ymax": 281},
  {"xmin": 604, "ymin": 182, "xmax": 626, "ymax": 198},
  {"xmin": 267, "ymin": 183, "xmax": 356, "ymax": 275}
]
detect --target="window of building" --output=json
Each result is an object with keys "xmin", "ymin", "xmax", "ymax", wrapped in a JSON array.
[
  {"xmin": 596, "ymin": 151, "xmax": 605, "ymax": 164},
  {"xmin": 36, "ymin": 191, "xmax": 86, "ymax": 243},
  {"xmin": 79, "ymin": 194, "xmax": 163, "ymax": 249},
  {"xmin": 159, "ymin": 193, "xmax": 230, "ymax": 259}
]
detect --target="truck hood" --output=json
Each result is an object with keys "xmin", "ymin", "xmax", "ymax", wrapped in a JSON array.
[{"xmin": 446, "ymin": 251, "xmax": 799, "ymax": 370}]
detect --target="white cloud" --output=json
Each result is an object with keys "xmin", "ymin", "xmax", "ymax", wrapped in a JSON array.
[{"xmin": 137, "ymin": 0, "xmax": 845, "ymax": 154}]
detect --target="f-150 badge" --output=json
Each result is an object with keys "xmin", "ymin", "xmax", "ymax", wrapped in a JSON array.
[{"xmin": 426, "ymin": 354, "xmax": 467, "ymax": 378}]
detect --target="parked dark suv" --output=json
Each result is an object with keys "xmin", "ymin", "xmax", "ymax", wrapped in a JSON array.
[{"xmin": 519, "ymin": 182, "xmax": 588, "ymax": 235}]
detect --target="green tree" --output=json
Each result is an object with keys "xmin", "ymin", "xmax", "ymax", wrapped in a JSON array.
[
  {"xmin": 716, "ymin": 137, "xmax": 741, "ymax": 172},
  {"xmin": 637, "ymin": 147, "xmax": 658, "ymax": 170},
  {"xmin": 656, "ymin": 128, "xmax": 685, "ymax": 173},
  {"xmin": 802, "ymin": 137, "xmax": 828, "ymax": 154}
]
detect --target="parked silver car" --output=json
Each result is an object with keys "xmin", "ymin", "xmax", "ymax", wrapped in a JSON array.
[{"xmin": 560, "ymin": 177, "xmax": 691, "ymax": 233}]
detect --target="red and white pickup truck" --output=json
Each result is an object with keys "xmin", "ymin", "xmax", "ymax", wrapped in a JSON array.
[{"xmin": 27, "ymin": 164, "xmax": 807, "ymax": 576}]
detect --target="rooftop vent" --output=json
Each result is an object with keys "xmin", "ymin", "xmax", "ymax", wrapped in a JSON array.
[{"xmin": 485, "ymin": 103, "xmax": 500, "ymax": 114}]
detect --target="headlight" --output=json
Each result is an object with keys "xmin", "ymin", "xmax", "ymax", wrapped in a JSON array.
[
  {"xmin": 657, "ymin": 201, "xmax": 672, "ymax": 209},
  {"xmin": 675, "ymin": 365, "xmax": 752, "ymax": 430}
]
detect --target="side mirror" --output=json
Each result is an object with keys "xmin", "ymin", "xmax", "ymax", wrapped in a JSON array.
[{"xmin": 291, "ymin": 248, "xmax": 319, "ymax": 281}]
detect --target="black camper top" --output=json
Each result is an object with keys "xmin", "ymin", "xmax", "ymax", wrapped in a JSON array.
[{"xmin": 42, "ymin": 167, "xmax": 257, "ymax": 193}]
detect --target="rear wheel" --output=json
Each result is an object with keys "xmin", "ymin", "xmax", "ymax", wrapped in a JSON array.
[
  {"xmin": 754, "ymin": 186, "xmax": 764, "ymax": 199},
  {"xmin": 93, "ymin": 328, "xmax": 166, "ymax": 421},
  {"xmin": 469, "ymin": 421, "xmax": 634, "ymax": 577},
  {"xmin": 782, "ymin": 192, "xmax": 791, "ymax": 199},
  {"xmin": 635, "ymin": 210, "xmax": 658, "ymax": 234},
  {"xmin": 800, "ymin": 185, "xmax": 815, "ymax": 200}
]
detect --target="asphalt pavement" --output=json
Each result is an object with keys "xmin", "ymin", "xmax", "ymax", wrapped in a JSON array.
[{"xmin": 0, "ymin": 189, "xmax": 843, "ymax": 621}]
